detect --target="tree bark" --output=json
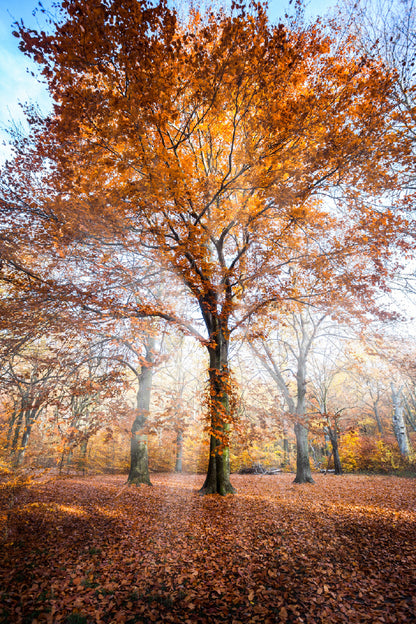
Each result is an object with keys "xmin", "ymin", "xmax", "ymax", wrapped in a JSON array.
[
  {"xmin": 59, "ymin": 450, "xmax": 66, "ymax": 475},
  {"xmin": 78, "ymin": 439, "xmax": 88, "ymax": 474},
  {"xmin": 128, "ymin": 337, "xmax": 155, "ymax": 486},
  {"xmin": 128, "ymin": 414, "xmax": 152, "ymax": 485},
  {"xmin": 327, "ymin": 425, "xmax": 342, "ymax": 475},
  {"xmin": 10, "ymin": 410, "xmax": 24, "ymax": 456},
  {"xmin": 66, "ymin": 448, "xmax": 73, "ymax": 470},
  {"xmin": 293, "ymin": 422, "xmax": 314, "ymax": 483},
  {"xmin": 373, "ymin": 401, "xmax": 384, "ymax": 434},
  {"xmin": 175, "ymin": 430, "xmax": 183, "ymax": 473},
  {"xmin": 15, "ymin": 411, "xmax": 35, "ymax": 467},
  {"xmin": 294, "ymin": 342, "xmax": 314, "ymax": 484},
  {"xmin": 282, "ymin": 437, "xmax": 289, "ymax": 467},
  {"xmin": 6, "ymin": 407, "xmax": 20, "ymax": 449},
  {"xmin": 391, "ymin": 384, "xmax": 411, "ymax": 457},
  {"xmin": 199, "ymin": 327, "xmax": 235, "ymax": 496},
  {"xmin": 282, "ymin": 419, "xmax": 289, "ymax": 466}
]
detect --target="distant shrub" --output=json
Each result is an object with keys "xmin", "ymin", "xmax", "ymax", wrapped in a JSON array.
[
  {"xmin": 339, "ymin": 431, "xmax": 360, "ymax": 472},
  {"xmin": 340, "ymin": 431, "xmax": 415, "ymax": 474}
]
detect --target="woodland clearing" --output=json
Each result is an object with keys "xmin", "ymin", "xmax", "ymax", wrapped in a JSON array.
[{"xmin": 1, "ymin": 473, "xmax": 415, "ymax": 624}]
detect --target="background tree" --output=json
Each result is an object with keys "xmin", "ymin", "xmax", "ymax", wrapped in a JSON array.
[
  {"xmin": 248, "ymin": 307, "xmax": 335, "ymax": 483},
  {"xmin": 390, "ymin": 382, "xmax": 412, "ymax": 457},
  {"xmin": 56, "ymin": 347, "xmax": 129, "ymax": 473},
  {"xmin": 307, "ymin": 335, "xmax": 369, "ymax": 474}
]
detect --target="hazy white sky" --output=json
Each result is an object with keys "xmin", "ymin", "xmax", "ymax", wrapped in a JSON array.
[{"xmin": 0, "ymin": 0, "xmax": 336, "ymax": 155}]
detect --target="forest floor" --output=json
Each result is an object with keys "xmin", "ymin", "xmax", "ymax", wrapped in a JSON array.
[{"xmin": 0, "ymin": 473, "xmax": 415, "ymax": 624}]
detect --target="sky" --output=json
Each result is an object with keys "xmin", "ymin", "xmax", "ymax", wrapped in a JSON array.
[{"xmin": 0, "ymin": 0, "xmax": 337, "ymax": 156}]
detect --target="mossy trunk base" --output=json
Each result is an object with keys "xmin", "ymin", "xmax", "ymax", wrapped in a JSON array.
[
  {"xmin": 128, "ymin": 436, "xmax": 152, "ymax": 486},
  {"xmin": 199, "ymin": 435, "xmax": 235, "ymax": 496}
]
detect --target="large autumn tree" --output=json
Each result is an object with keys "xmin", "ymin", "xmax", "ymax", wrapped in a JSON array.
[{"xmin": 7, "ymin": 0, "xmax": 413, "ymax": 492}]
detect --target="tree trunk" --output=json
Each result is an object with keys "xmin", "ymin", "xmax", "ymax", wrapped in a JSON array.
[
  {"xmin": 283, "ymin": 437, "xmax": 289, "ymax": 466},
  {"xmin": 128, "ymin": 338, "xmax": 154, "ymax": 486},
  {"xmin": 66, "ymin": 448, "xmax": 73, "ymax": 470},
  {"xmin": 15, "ymin": 413, "xmax": 34, "ymax": 467},
  {"xmin": 59, "ymin": 449, "xmax": 66, "ymax": 475},
  {"xmin": 293, "ymin": 422, "xmax": 314, "ymax": 483},
  {"xmin": 391, "ymin": 384, "xmax": 411, "ymax": 457},
  {"xmin": 294, "ymin": 348, "xmax": 314, "ymax": 484},
  {"xmin": 327, "ymin": 426, "xmax": 342, "ymax": 475},
  {"xmin": 373, "ymin": 401, "xmax": 384, "ymax": 434},
  {"xmin": 6, "ymin": 407, "xmax": 20, "ymax": 449},
  {"xmin": 128, "ymin": 388, "xmax": 152, "ymax": 485},
  {"xmin": 175, "ymin": 430, "xmax": 183, "ymax": 473},
  {"xmin": 10, "ymin": 410, "xmax": 24, "ymax": 456},
  {"xmin": 199, "ymin": 333, "xmax": 235, "ymax": 496},
  {"xmin": 282, "ymin": 419, "xmax": 289, "ymax": 466},
  {"xmin": 333, "ymin": 445, "xmax": 342, "ymax": 475},
  {"xmin": 78, "ymin": 439, "xmax": 88, "ymax": 474}
]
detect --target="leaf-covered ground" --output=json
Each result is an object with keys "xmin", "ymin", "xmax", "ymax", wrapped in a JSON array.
[{"xmin": 1, "ymin": 473, "xmax": 415, "ymax": 624}]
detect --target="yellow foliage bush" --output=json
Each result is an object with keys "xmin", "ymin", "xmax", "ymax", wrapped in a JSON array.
[{"xmin": 340, "ymin": 431, "xmax": 415, "ymax": 473}]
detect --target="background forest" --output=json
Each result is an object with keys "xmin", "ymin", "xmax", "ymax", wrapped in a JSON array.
[{"xmin": 1, "ymin": 314, "xmax": 416, "ymax": 478}]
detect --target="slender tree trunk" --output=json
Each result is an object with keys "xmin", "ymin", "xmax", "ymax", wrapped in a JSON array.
[
  {"xmin": 59, "ymin": 449, "xmax": 66, "ymax": 474},
  {"xmin": 404, "ymin": 408, "xmax": 416, "ymax": 432},
  {"xmin": 282, "ymin": 419, "xmax": 289, "ymax": 466},
  {"xmin": 175, "ymin": 430, "xmax": 183, "ymax": 473},
  {"xmin": 66, "ymin": 448, "xmax": 73, "ymax": 470},
  {"xmin": 324, "ymin": 450, "xmax": 332, "ymax": 474},
  {"xmin": 391, "ymin": 384, "xmax": 411, "ymax": 457},
  {"xmin": 78, "ymin": 439, "xmax": 88, "ymax": 474},
  {"xmin": 128, "ymin": 337, "xmax": 155, "ymax": 486},
  {"xmin": 6, "ymin": 408, "xmax": 20, "ymax": 449},
  {"xmin": 403, "ymin": 395, "xmax": 416, "ymax": 431},
  {"xmin": 15, "ymin": 413, "xmax": 34, "ymax": 467},
  {"xmin": 283, "ymin": 437, "xmax": 289, "ymax": 466},
  {"xmin": 333, "ymin": 445, "xmax": 342, "ymax": 475},
  {"xmin": 327, "ymin": 426, "xmax": 342, "ymax": 475},
  {"xmin": 294, "ymin": 350, "xmax": 314, "ymax": 484},
  {"xmin": 293, "ymin": 422, "xmax": 314, "ymax": 483},
  {"xmin": 199, "ymin": 332, "xmax": 235, "ymax": 496},
  {"xmin": 10, "ymin": 410, "xmax": 24, "ymax": 455},
  {"xmin": 373, "ymin": 401, "xmax": 384, "ymax": 434}
]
